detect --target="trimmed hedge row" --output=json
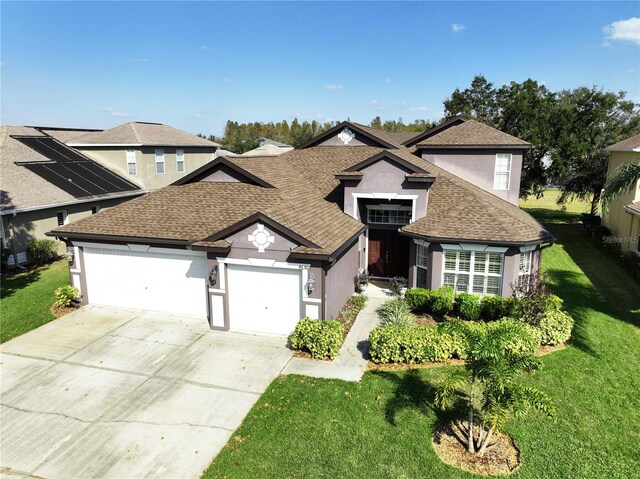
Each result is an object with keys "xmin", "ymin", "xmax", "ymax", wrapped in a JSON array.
[
  {"xmin": 369, "ymin": 325, "xmax": 457, "ymax": 363},
  {"xmin": 406, "ymin": 287, "xmax": 517, "ymax": 322},
  {"xmin": 404, "ymin": 286, "xmax": 455, "ymax": 316},
  {"xmin": 290, "ymin": 318, "xmax": 344, "ymax": 360},
  {"xmin": 369, "ymin": 318, "xmax": 542, "ymax": 364}
]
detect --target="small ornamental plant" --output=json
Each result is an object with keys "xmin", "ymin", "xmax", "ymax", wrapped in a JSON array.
[
  {"xmin": 54, "ymin": 285, "xmax": 81, "ymax": 308},
  {"xmin": 434, "ymin": 320, "xmax": 555, "ymax": 456}
]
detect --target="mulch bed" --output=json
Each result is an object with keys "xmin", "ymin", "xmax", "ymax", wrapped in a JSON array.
[
  {"xmin": 414, "ymin": 314, "xmax": 439, "ymax": 327},
  {"xmin": 368, "ymin": 358, "xmax": 464, "ymax": 371},
  {"xmin": 49, "ymin": 304, "xmax": 78, "ymax": 318},
  {"xmin": 432, "ymin": 421, "xmax": 521, "ymax": 476}
]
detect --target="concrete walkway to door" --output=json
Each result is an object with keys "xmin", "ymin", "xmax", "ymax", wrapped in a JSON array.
[
  {"xmin": 282, "ymin": 282, "xmax": 392, "ymax": 381},
  {"xmin": 0, "ymin": 305, "xmax": 292, "ymax": 479}
]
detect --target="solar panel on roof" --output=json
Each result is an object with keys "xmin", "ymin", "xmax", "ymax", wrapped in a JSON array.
[{"xmin": 14, "ymin": 136, "xmax": 141, "ymax": 198}]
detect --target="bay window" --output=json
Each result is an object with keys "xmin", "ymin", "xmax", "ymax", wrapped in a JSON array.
[
  {"xmin": 443, "ymin": 250, "xmax": 503, "ymax": 296},
  {"xmin": 518, "ymin": 250, "xmax": 533, "ymax": 291}
]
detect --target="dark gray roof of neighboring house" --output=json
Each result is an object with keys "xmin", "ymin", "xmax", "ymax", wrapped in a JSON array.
[
  {"xmin": 1, "ymin": 126, "xmax": 142, "ymax": 213},
  {"xmin": 606, "ymin": 133, "xmax": 640, "ymax": 152},
  {"xmin": 67, "ymin": 122, "xmax": 221, "ymax": 147},
  {"xmin": 416, "ymin": 119, "xmax": 531, "ymax": 149},
  {"xmin": 50, "ymin": 120, "xmax": 550, "ymax": 253}
]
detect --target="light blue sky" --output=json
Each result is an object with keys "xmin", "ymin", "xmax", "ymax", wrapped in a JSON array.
[{"xmin": 2, "ymin": 1, "xmax": 639, "ymax": 137}]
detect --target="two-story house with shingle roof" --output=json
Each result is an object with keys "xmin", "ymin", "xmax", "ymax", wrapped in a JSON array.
[{"xmin": 49, "ymin": 118, "xmax": 553, "ymax": 336}]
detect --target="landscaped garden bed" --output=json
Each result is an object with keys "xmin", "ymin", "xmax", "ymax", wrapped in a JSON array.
[
  {"xmin": 290, "ymin": 294, "xmax": 367, "ymax": 360},
  {"xmin": 369, "ymin": 280, "xmax": 574, "ymax": 367}
]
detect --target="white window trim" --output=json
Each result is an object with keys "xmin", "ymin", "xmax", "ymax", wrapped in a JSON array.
[
  {"xmin": 518, "ymin": 250, "xmax": 533, "ymax": 292},
  {"xmin": 176, "ymin": 149, "xmax": 185, "ymax": 173},
  {"xmin": 494, "ymin": 153, "xmax": 512, "ymax": 191},
  {"xmin": 416, "ymin": 243, "xmax": 429, "ymax": 288},
  {"xmin": 366, "ymin": 204, "xmax": 413, "ymax": 225},
  {"xmin": 155, "ymin": 148, "xmax": 165, "ymax": 174},
  {"xmin": 352, "ymin": 193, "xmax": 418, "ymax": 222},
  {"xmin": 126, "ymin": 149, "xmax": 137, "ymax": 175},
  {"xmin": 442, "ymin": 250, "xmax": 504, "ymax": 296}
]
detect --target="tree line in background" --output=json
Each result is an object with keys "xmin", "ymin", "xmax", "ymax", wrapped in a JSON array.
[{"xmin": 200, "ymin": 75, "xmax": 639, "ymax": 214}]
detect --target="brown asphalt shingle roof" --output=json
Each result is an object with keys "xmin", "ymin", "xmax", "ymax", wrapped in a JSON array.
[
  {"xmin": 606, "ymin": 133, "xmax": 640, "ymax": 151},
  {"xmin": 51, "ymin": 121, "xmax": 550, "ymax": 255},
  {"xmin": 417, "ymin": 119, "xmax": 531, "ymax": 148},
  {"xmin": 67, "ymin": 122, "xmax": 221, "ymax": 147}
]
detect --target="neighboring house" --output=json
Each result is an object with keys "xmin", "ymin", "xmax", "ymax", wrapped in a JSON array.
[
  {"xmin": 1, "ymin": 126, "xmax": 144, "ymax": 266},
  {"xmin": 603, "ymin": 133, "xmax": 640, "ymax": 255},
  {"xmin": 49, "ymin": 118, "xmax": 553, "ymax": 336},
  {"xmin": 67, "ymin": 122, "xmax": 221, "ymax": 191},
  {"xmin": 240, "ymin": 143, "xmax": 294, "ymax": 157}
]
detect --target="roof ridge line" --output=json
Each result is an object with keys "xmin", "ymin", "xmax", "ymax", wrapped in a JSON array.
[{"xmin": 129, "ymin": 122, "xmax": 142, "ymax": 143}]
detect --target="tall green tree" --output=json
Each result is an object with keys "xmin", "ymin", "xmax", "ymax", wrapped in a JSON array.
[{"xmin": 553, "ymin": 87, "xmax": 640, "ymax": 214}]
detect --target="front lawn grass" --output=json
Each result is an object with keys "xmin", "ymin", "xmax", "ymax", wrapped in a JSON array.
[
  {"xmin": 204, "ymin": 193, "xmax": 640, "ymax": 479},
  {"xmin": 1, "ymin": 261, "xmax": 70, "ymax": 343}
]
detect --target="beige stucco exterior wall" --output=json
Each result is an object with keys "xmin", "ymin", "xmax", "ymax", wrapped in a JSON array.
[
  {"xmin": 2, "ymin": 196, "xmax": 139, "ymax": 263},
  {"xmin": 603, "ymin": 151, "xmax": 640, "ymax": 254},
  {"xmin": 77, "ymin": 147, "xmax": 216, "ymax": 191}
]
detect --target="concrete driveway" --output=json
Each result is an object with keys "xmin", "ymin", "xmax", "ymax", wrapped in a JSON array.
[{"xmin": 0, "ymin": 305, "xmax": 292, "ymax": 478}]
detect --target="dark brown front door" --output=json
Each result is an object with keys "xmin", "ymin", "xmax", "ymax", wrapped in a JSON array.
[{"xmin": 368, "ymin": 229, "xmax": 410, "ymax": 278}]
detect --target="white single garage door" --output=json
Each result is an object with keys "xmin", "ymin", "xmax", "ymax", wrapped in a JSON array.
[
  {"xmin": 83, "ymin": 247, "xmax": 208, "ymax": 317},
  {"xmin": 227, "ymin": 264, "xmax": 301, "ymax": 335}
]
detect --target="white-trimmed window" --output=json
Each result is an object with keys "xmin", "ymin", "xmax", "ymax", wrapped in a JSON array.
[
  {"xmin": 56, "ymin": 210, "xmax": 68, "ymax": 227},
  {"xmin": 366, "ymin": 205, "xmax": 412, "ymax": 225},
  {"xmin": 126, "ymin": 149, "xmax": 137, "ymax": 175},
  {"xmin": 155, "ymin": 149, "xmax": 165, "ymax": 174},
  {"xmin": 91, "ymin": 205, "xmax": 101, "ymax": 215},
  {"xmin": 518, "ymin": 250, "xmax": 533, "ymax": 290},
  {"xmin": 417, "ymin": 244, "xmax": 429, "ymax": 288},
  {"xmin": 494, "ymin": 153, "xmax": 512, "ymax": 190},
  {"xmin": 176, "ymin": 149, "xmax": 185, "ymax": 173},
  {"xmin": 443, "ymin": 250, "xmax": 503, "ymax": 296}
]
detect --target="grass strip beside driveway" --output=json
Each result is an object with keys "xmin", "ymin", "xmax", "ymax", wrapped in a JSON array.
[{"xmin": 1, "ymin": 261, "xmax": 70, "ymax": 343}]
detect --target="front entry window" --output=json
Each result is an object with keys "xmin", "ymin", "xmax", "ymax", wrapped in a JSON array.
[
  {"xmin": 366, "ymin": 205, "xmax": 412, "ymax": 225},
  {"xmin": 443, "ymin": 250, "xmax": 503, "ymax": 296}
]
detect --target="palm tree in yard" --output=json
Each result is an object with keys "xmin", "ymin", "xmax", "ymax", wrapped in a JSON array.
[
  {"xmin": 435, "ymin": 321, "xmax": 555, "ymax": 455},
  {"xmin": 601, "ymin": 160, "xmax": 640, "ymax": 215}
]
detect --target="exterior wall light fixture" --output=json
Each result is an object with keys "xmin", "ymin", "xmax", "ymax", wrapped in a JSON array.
[
  {"xmin": 209, "ymin": 265, "xmax": 219, "ymax": 286},
  {"xmin": 307, "ymin": 273, "xmax": 316, "ymax": 295}
]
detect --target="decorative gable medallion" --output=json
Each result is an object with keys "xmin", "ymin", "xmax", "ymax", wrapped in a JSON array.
[
  {"xmin": 248, "ymin": 224, "xmax": 275, "ymax": 253},
  {"xmin": 338, "ymin": 127, "xmax": 355, "ymax": 145}
]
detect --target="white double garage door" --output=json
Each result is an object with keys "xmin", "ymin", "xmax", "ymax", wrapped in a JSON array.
[{"xmin": 83, "ymin": 246, "xmax": 303, "ymax": 335}]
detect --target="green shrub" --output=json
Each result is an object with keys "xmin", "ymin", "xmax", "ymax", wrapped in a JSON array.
[
  {"xmin": 379, "ymin": 296, "xmax": 415, "ymax": 327},
  {"xmin": 27, "ymin": 239, "xmax": 59, "ymax": 265},
  {"xmin": 290, "ymin": 318, "xmax": 344, "ymax": 360},
  {"xmin": 480, "ymin": 295, "xmax": 517, "ymax": 321},
  {"xmin": 350, "ymin": 294, "xmax": 367, "ymax": 310},
  {"xmin": 54, "ymin": 285, "xmax": 81, "ymax": 307},
  {"xmin": 438, "ymin": 317, "xmax": 540, "ymax": 359},
  {"xmin": 537, "ymin": 310, "xmax": 574, "ymax": 345},
  {"xmin": 487, "ymin": 319, "xmax": 542, "ymax": 357},
  {"xmin": 430, "ymin": 286, "xmax": 455, "ymax": 316},
  {"xmin": 368, "ymin": 325, "xmax": 456, "ymax": 363},
  {"xmin": 405, "ymin": 288, "xmax": 430, "ymax": 313},
  {"xmin": 454, "ymin": 293, "xmax": 481, "ymax": 321}
]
